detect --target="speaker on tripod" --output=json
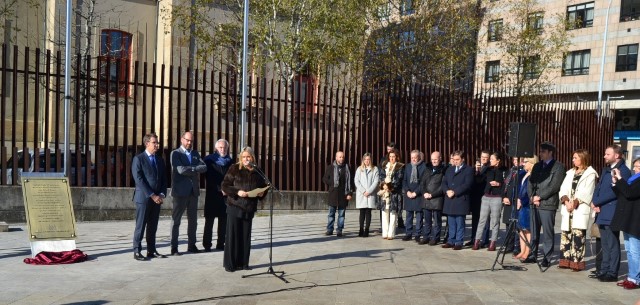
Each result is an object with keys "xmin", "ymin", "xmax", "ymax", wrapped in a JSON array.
[{"xmin": 508, "ymin": 122, "xmax": 536, "ymax": 158}]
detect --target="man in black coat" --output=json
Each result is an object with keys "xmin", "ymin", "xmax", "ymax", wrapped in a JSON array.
[
  {"xmin": 131, "ymin": 132, "xmax": 168, "ymax": 261},
  {"xmin": 468, "ymin": 150, "xmax": 491, "ymax": 247},
  {"xmin": 322, "ymin": 151, "xmax": 353, "ymax": 237},
  {"xmin": 402, "ymin": 150, "xmax": 427, "ymax": 241},
  {"xmin": 419, "ymin": 151, "xmax": 446, "ymax": 245},
  {"xmin": 202, "ymin": 139, "xmax": 233, "ymax": 252}
]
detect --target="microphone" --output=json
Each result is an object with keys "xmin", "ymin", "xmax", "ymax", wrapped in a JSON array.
[{"xmin": 249, "ymin": 162, "xmax": 259, "ymax": 168}]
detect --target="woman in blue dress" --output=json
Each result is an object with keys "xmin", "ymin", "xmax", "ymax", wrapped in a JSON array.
[{"xmin": 515, "ymin": 155, "xmax": 537, "ymax": 262}]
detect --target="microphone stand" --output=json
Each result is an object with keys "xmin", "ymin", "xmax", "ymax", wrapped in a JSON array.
[{"xmin": 242, "ymin": 163, "xmax": 288, "ymax": 283}]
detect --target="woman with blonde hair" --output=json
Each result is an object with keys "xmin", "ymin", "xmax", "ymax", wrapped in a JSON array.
[
  {"xmin": 354, "ymin": 153, "xmax": 379, "ymax": 237},
  {"xmin": 558, "ymin": 149, "xmax": 597, "ymax": 271},
  {"xmin": 514, "ymin": 155, "xmax": 537, "ymax": 262},
  {"xmin": 221, "ymin": 147, "xmax": 269, "ymax": 272}
]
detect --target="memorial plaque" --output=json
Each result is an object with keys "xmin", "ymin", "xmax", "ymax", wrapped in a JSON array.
[{"xmin": 21, "ymin": 173, "xmax": 76, "ymax": 241}]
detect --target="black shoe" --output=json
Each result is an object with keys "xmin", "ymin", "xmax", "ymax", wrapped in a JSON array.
[
  {"xmin": 203, "ymin": 247, "xmax": 212, "ymax": 253},
  {"xmin": 414, "ymin": 236, "xmax": 421, "ymax": 242},
  {"xmin": 541, "ymin": 258, "xmax": 550, "ymax": 268},
  {"xmin": 336, "ymin": 232, "xmax": 343, "ymax": 237},
  {"xmin": 598, "ymin": 274, "xmax": 618, "ymax": 282},
  {"xmin": 453, "ymin": 244, "xmax": 463, "ymax": 250},
  {"xmin": 325, "ymin": 231, "xmax": 333, "ymax": 236},
  {"xmin": 402, "ymin": 235, "xmax": 412, "ymax": 241},
  {"xmin": 358, "ymin": 230, "xmax": 364, "ymax": 237},
  {"xmin": 520, "ymin": 257, "xmax": 536, "ymax": 264},
  {"xmin": 224, "ymin": 267, "xmax": 235, "ymax": 272},
  {"xmin": 429, "ymin": 240, "xmax": 438, "ymax": 246},
  {"xmin": 147, "ymin": 251, "xmax": 167, "ymax": 259},
  {"xmin": 187, "ymin": 246, "xmax": 201, "ymax": 253},
  {"xmin": 171, "ymin": 249, "xmax": 182, "ymax": 256},
  {"xmin": 590, "ymin": 270, "xmax": 600, "ymax": 275},
  {"xmin": 134, "ymin": 252, "xmax": 148, "ymax": 261},
  {"xmin": 418, "ymin": 239, "xmax": 429, "ymax": 245}
]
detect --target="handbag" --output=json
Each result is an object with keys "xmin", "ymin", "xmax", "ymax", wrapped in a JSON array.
[{"xmin": 590, "ymin": 223, "xmax": 600, "ymax": 238}]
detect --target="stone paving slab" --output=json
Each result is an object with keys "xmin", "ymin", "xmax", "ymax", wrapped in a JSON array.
[{"xmin": 0, "ymin": 212, "xmax": 638, "ymax": 305}]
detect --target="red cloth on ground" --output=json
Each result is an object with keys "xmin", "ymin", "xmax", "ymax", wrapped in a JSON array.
[{"xmin": 23, "ymin": 249, "xmax": 88, "ymax": 265}]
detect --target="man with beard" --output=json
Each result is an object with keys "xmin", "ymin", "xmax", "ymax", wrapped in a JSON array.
[
  {"xmin": 592, "ymin": 145, "xmax": 630, "ymax": 281},
  {"xmin": 402, "ymin": 150, "xmax": 427, "ymax": 241},
  {"xmin": 322, "ymin": 151, "xmax": 353, "ymax": 236},
  {"xmin": 202, "ymin": 139, "xmax": 233, "ymax": 252}
]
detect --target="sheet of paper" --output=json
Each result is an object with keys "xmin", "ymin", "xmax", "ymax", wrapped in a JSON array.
[{"xmin": 247, "ymin": 185, "xmax": 270, "ymax": 198}]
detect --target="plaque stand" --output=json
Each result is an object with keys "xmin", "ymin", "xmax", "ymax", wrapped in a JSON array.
[{"xmin": 21, "ymin": 172, "xmax": 77, "ymax": 257}]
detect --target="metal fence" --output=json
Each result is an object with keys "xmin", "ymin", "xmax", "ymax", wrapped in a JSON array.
[{"xmin": 0, "ymin": 44, "xmax": 615, "ymax": 190}]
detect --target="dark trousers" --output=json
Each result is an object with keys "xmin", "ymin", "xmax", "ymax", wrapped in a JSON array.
[
  {"xmin": 223, "ymin": 214, "xmax": 253, "ymax": 271},
  {"xmin": 530, "ymin": 208, "xmax": 556, "ymax": 261},
  {"xmin": 203, "ymin": 214, "xmax": 227, "ymax": 249},
  {"xmin": 359, "ymin": 208, "xmax": 372, "ymax": 235},
  {"xmin": 594, "ymin": 237, "xmax": 602, "ymax": 273},
  {"xmin": 599, "ymin": 225, "xmax": 621, "ymax": 277},
  {"xmin": 133, "ymin": 199, "xmax": 161, "ymax": 253},
  {"xmin": 422, "ymin": 209, "xmax": 442, "ymax": 241},
  {"xmin": 405, "ymin": 210, "xmax": 424, "ymax": 237}
]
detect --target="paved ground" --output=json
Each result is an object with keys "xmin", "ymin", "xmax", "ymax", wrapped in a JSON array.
[{"xmin": 0, "ymin": 212, "xmax": 638, "ymax": 305}]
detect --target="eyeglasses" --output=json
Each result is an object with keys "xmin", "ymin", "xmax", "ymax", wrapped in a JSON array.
[{"xmin": 182, "ymin": 138, "xmax": 193, "ymax": 142}]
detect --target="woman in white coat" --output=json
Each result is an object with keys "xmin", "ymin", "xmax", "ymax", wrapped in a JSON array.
[
  {"xmin": 354, "ymin": 153, "xmax": 379, "ymax": 237},
  {"xmin": 558, "ymin": 149, "xmax": 597, "ymax": 271}
]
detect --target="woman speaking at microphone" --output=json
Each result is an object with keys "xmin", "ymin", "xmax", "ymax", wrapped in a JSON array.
[{"xmin": 221, "ymin": 147, "xmax": 268, "ymax": 272}]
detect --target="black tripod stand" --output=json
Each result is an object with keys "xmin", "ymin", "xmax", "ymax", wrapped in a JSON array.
[
  {"xmin": 242, "ymin": 164, "xmax": 288, "ymax": 283},
  {"xmin": 491, "ymin": 167, "xmax": 545, "ymax": 272}
]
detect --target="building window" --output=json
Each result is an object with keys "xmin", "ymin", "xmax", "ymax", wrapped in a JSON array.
[
  {"xmin": 620, "ymin": 0, "xmax": 640, "ymax": 21},
  {"xmin": 616, "ymin": 44, "xmax": 638, "ymax": 72},
  {"xmin": 567, "ymin": 2, "xmax": 594, "ymax": 30},
  {"xmin": 485, "ymin": 60, "xmax": 500, "ymax": 83},
  {"xmin": 563, "ymin": 49, "xmax": 590, "ymax": 76},
  {"xmin": 523, "ymin": 55, "xmax": 541, "ymax": 79},
  {"xmin": 400, "ymin": 0, "xmax": 415, "ymax": 16},
  {"xmin": 98, "ymin": 29, "xmax": 133, "ymax": 97},
  {"xmin": 293, "ymin": 74, "xmax": 317, "ymax": 114},
  {"xmin": 488, "ymin": 19, "xmax": 503, "ymax": 42},
  {"xmin": 527, "ymin": 12, "xmax": 544, "ymax": 35},
  {"xmin": 399, "ymin": 30, "xmax": 415, "ymax": 50},
  {"xmin": 376, "ymin": 3, "xmax": 391, "ymax": 22}
]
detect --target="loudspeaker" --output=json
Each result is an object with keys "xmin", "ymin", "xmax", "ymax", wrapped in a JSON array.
[{"xmin": 508, "ymin": 122, "xmax": 536, "ymax": 157}]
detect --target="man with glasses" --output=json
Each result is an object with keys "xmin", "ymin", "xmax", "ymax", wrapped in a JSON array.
[
  {"xmin": 170, "ymin": 131, "xmax": 208, "ymax": 255},
  {"xmin": 131, "ymin": 132, "xmax": 167, "ymax": 261}
]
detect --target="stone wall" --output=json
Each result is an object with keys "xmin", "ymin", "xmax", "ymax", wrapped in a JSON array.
[{"xmin": 0, "ymin": 186, "xmax": 337, "ymax": 223}]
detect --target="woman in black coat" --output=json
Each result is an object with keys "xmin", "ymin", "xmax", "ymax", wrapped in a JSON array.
[
  {"xmin": 221, "ymin": 147, "xmax": 268, "ymax": 272},
  {"xmin": 378, "ymin": 149, "xmax": 404, "ymax": 240}
]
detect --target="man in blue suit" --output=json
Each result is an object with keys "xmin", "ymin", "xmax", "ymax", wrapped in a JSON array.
[
  {"xmin": 592, "ymin": 145, "xmax": 631, "ymax": 282},
  {"xmin": 170, "ymin": 131, "xmax": 208, "ymax": 255},
  {"xmin": 132, "ymin": 132, "xmax": 168, "ymax": 261},
  {"xmin": 441, "ymin": 150, "xmax": 474, "ymax": 250}
]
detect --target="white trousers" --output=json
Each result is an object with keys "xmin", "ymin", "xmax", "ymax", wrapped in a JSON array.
[{"xmin": 381, "ymin": 204, "xmax": 397, "ymax": 238}]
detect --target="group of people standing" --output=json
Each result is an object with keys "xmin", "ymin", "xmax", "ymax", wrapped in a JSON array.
[
  {"xmin": 130, "ymin": 131, "xmax": 267, "ymax": 273},
  {"xmin": 323, "ymin": 142, "xmax": 639, "ymax": 290}
]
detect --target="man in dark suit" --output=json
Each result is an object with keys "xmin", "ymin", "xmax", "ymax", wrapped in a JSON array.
[
  {"xmin": 592, "ymin": 145, "xmax": 631, "ymax": 281},
  {"xmin": 527, "ymin": 142, "xmax": 565, "ymax": 267},
  {"xmin": 131, "ymin": 132, "xmax": 168, "ymax": 261},
  {"xmin": 170, "ymin": 131, "xmax": 208, "ymax": 255},
  {"xmin": 441, "ymin": 150, "xmax": 474, "ymax": 250}
]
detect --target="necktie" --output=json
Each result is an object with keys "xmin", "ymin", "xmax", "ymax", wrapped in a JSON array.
[
  {"xmin": 150, "ymin": 155, "xmax": 157, "ymax": 174},
  {"xmin": 186, "ymin": 151, "xmax": 192, "ymax": 163}
]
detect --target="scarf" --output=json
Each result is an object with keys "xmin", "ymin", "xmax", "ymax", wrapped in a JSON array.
[
  {"xmin": 214, "ymin": 153, "xmax": 233, "ymax": 167},
  {"xmin": 410, "ymin": 160, "xmax": 423, "ymax": 184},
  {"xmin": 628, "ymin": 172, "xmax": 640, "ymax": 184},
  {"xmin": 333, "ymin": 161, "xmax": 352, "ymax": 194}
]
